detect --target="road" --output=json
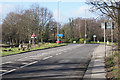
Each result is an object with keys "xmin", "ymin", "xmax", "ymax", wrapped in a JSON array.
[{"xmin": 1, "ymin": 44, "xmax": 99, "ymax": 80}]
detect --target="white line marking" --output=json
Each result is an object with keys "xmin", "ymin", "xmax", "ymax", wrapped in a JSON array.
[
  {"xmin": 2, "ymin": 61, "xmax": 12, "ymax": 65},
  {"xmin": 2, "ymin": 69, "xmax": 16, "ymax": 75},
  {"xmin": 22, "ymin": 63, "xmax": 29, "ymax": 64},
  {"xmin": 20, "ymin": 61, "xmax": 38, "ymax": 68},
  {"xmin": 59, "ymin": 53, "xmax": 61, "ymax": 54},
  {"xmin": 0, "ymin": 70, "xmax": 8, "ymax": 72},
  {"xmin": 2, "ymin": 61, "xmax": 39, "ymax": 75},
  {"xmin": 42, "ymin": 56, "xmax": 53, "ymax": 60},
  {"xmin": 56, "ymin": 54, "xmax": 59, "ymax": 55}
]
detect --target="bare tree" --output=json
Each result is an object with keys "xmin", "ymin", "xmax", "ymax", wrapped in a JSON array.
[{"xmin": 86, "ymin": 0, "xmax": 120, "ymax": 49}]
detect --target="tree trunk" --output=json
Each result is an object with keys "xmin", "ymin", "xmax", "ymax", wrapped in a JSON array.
[
  {"xmin": 117, "ymin": 3, "xmax": 120, "ymax": 51},
  {"xmin": 41, "ymin": 29, "xmax": 43, "ymax": 44}
]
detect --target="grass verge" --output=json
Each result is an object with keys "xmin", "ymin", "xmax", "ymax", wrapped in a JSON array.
[
  {"xmin": 1, "ymin": 43, "xmax": 67, "ymax": 57},
  {"xmin": 105, "ymin": 51, "xmax": 120, "ymax": 80}
]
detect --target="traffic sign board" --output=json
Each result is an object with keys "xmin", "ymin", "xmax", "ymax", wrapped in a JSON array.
[
  {"xmin": 93, "ymin": 35, "xmax": 96, "ymax": 37},
  {"xmin": 101, "ymin": 22, "xmax": 115, "ymax": 29},
  {"xmin": 57, "ymin": 34, "xmax": 63, "ymax": 37},
  {"xmin": 31, "ymin": 33, "xmax": 36, "ymax": 38}
]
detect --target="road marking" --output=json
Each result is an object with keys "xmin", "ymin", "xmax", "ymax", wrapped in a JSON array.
[
  {"xmin": 59, "ymin": 53, "xmax": 61, "ymax": 54},
  {"xmin": 22, "ymin": 63, "xmax": 29, "ymax": 64},
  {"xmin": 2, "ymin": 61, "xmax": 39, "ymax": 75},
  {"xmin": 2, "ymin": 61, "xmax": 12, "ymax": 65},
  {"xmin": 2, "ymin": 69, "xmax": 16, "ymax": 75},
  {"xmin": 0, "ymin": 70, "xmax": 8, "ymax": 72},
  {"xmin": 42, "ymin": 56, "xmax": 53, "ymax": 60},
  {"xmin": 56, "ymin": 54, "xmax": 59, "ymax": 55},
  {"xmin": 20, "ymin": 61, "xmax": 38, "ymax": 68}
]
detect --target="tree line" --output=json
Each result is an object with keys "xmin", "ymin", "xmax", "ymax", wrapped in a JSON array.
[
  {"xmin": 1, "ymin": 2, "xmax": 118, "ymax": 45},
  {"xmin": 2, "ymin": 4, "xmax": 57, "ymax": 45}
]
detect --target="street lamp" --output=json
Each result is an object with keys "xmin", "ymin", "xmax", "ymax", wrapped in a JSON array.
[
  {"xmin": 84, "ymin": 9, "xmax": 87, "ymax": 44},
  {"xmin": 57, "ymin": 0, "xmax": 61, "ymax": 42}
]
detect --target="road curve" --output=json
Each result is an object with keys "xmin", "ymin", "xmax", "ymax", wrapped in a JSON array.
[{"xmin": 2, "ymin": 44, "xmax": 99, "ymax": 80}]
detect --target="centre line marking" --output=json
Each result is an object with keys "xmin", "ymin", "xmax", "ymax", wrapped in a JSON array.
[
  {"xmin": 2, "ymin": 61, "xmax": 12, "ymax": 65},
  {"xmin": 59, "ymin": 53, "xmax": 61, "ymax": 54},
  {"xmin": 0, "ymin": 70, "xmax": 8, "ymax": 72},
  {"xmin": 20, "ymin": 61, "xmax": 38, "ymax": 68},
  {"xmin": 42, "ymin": 56, "xmax": 53, "ymax": 60},
  {"xmin": 56, "ymin": 54, "xmax": 59, "ymax": 55},
  {"xmin": 2, "ymin": 69, "xmax": 16, "ymax": 75}
]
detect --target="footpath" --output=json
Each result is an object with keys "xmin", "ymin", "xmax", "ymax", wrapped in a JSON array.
[{"xmin": 83, "ymin": 45, "xmax": 111, "ymax": 80}]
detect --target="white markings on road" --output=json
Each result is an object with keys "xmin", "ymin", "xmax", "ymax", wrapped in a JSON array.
[
  {"xmin": 25, "ymin": 57, "xmax": 28, "ymax": 58},
  {"xmin": 59, "ymin": 53, "xmax": 61, "ymax": 54},
  {"xmin": 22, "ymin": 63, "xmax": 29, "ymax": 64},
  {"xmin": 56, "ymin": 54, "xmax": 59, "ymax": 55},
  {"xmin": 0, "ymin": 70, "xmax": 8, "ymax": 72},
  {"xmin": 20, "ymin": 61, "xmax": 38, "ymax": 68},
  {"xmin": 42, "ymin": 56, "xmax": 53, "ymax": 60},
  {"xmin": 2, "ymin": 69, "xmax": 16, "ymax": 75},
  {"xmin": 2, "ymin": 61, "xmax": 12, "ymax": 65}
]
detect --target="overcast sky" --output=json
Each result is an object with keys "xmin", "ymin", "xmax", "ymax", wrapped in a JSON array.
[{"xmin": 0, "ymin": 0, "xmax": 99, "ymax": 24}]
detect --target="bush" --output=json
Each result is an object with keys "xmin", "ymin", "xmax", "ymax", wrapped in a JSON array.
[
  {"xmin": 27, "ymin": 44, "xmax": 31, "ymax": 50},
  {"xmin": 79, "ymin": 38, "xmax": 84, "ymax": 44},
  {"xmin": 68, "ymin": 39, "xmax": 73, "ymax": 43},
  {"xmin": 8, "ymin": 49, "xmax": 12, "ymax": 51},
  {"xmin": 86, "ymin": 38, "xmax": 91, "ymax": 43}
]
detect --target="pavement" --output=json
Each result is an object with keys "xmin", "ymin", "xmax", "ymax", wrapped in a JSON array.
[{"xmin": 83, "ymin": 45, "xmax": 111, "ymax": 80}]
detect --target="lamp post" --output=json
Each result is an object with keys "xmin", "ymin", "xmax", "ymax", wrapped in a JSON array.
[
  {"xmin": 57, "ymin": 0, "xmax": 61, "ymax": 43},
  {"xmin": 84, "ymin": 9, "xmax": 87, "ymax": 44}
]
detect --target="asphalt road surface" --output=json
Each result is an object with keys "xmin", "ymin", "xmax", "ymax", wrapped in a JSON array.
[{"xmin": 1, "ymin": 44, "xmax": 99, "ymax": 80}]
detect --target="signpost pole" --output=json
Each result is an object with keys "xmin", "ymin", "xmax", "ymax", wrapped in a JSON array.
[
  {"xmin": 93, "ymin": 35, "xmax": 96, "ymax": 42},
  {"xmin": 104, "ymin": 21, "xmax": 106, "ymax": 57},
  {"xmin": 31, "ymin": 33, "xmax": 36, "ymax": 48},
  {"xmin": 111, "ymin": 22, "xmax": 114, "ymax": 56},
  {"xmin": 94, "ymin": 37, "xmax": 95, "ymax": 42}
]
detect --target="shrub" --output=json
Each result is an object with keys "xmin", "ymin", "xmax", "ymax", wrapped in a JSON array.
[
  {"xmin": 68, "ymin": 39, "xmax": 73, "ymax": 43},
  {"xmin": 79, "ymin": 38, "xmax": 84, "ymax": 43},
  {"xmin": 86, "ymin": 38, "xmax": 91, "ymax": 43}
]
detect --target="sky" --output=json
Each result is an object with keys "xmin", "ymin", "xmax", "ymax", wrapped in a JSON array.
[{"xmin": 0, "ymin": 0, "xmax": 99, "ymax": 24}]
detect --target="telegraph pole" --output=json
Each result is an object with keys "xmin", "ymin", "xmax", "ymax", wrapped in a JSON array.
[
  {"xmin": 57, "ymin": 0, "xmax": 60, "ymax": 43},
  {"xmin": 84, "ymin": 9, "xmax": 87, "ymax": 44}
]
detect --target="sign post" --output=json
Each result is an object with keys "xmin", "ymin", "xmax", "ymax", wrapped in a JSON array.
[
  {"xmin": 93, "ymin": 35, "xmax": 96, "ymax": 42},
  {"xmin": 101, "ymin": 22, "xmax": 106, "ymax": 57},
  {"xmin": 57, "ymin": 34, "xmax": 63, "ymax": 44},
  {"xmin": 102, "ymin": 21, "xmax": 115, "ymax": 57},
  {"xmin": 31, "ymin": 33, "xmax": 36, "ymax": 47}
]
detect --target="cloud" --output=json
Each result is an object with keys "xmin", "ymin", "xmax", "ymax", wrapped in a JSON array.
[
  {"xmin": 0, "ymin": 5, "xmax": 2, "ymax": 24},
  {"xmin": 0, "ymin": 0, "xmax": 86, "ymax": 2},
  {"xmin": 0, "ymin": 5, "xmax": 2, "ymax": 18},
  {"xmin": 53, "ymin": 9, "xmax": 68, "ymax": 23},
  {"xmin": 1, "ymin": 4, "xmax": 25, "ymax": 19},
  {"xmin": 71, "ymin": 5, "xmax": 96, "ymax": 18}
]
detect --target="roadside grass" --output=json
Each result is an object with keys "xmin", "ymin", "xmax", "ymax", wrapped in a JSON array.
[
  {"xmin": 1, "ymin": 43, "xmax": 67, "ymax": 56},
  {"xmin": 105, "ymin": 51, "xmax": 120, "ymax": 79},
  {"xmin": 90, "ymin": 41, "xmax": 116, "ymax": 46}
]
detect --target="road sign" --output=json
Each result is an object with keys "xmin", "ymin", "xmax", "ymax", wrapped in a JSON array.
[
  {"xmin": 93, "ymin": 35, "xmax": 96, "ymax": 38},
  {"xmin": 31, "ymin": 33, "xmax": 36, "ymax": 38},
  {"xmin": 57, "ymin": 34, "xmax": 63, "ymax": 37},
  {"xmin": 101, "ymin": 22, "xmax": 114, "ymax": 29},
  {"xmin": 93, "ymin": 35, "xmax": 96, "ymax": 42},
  {"xmin": 101, "ymin": 22, "xmax": 104, "ymax": 29},
  {"xmin": 106, "ymin": 22, "xmax": 111, "ymax": 29}
]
